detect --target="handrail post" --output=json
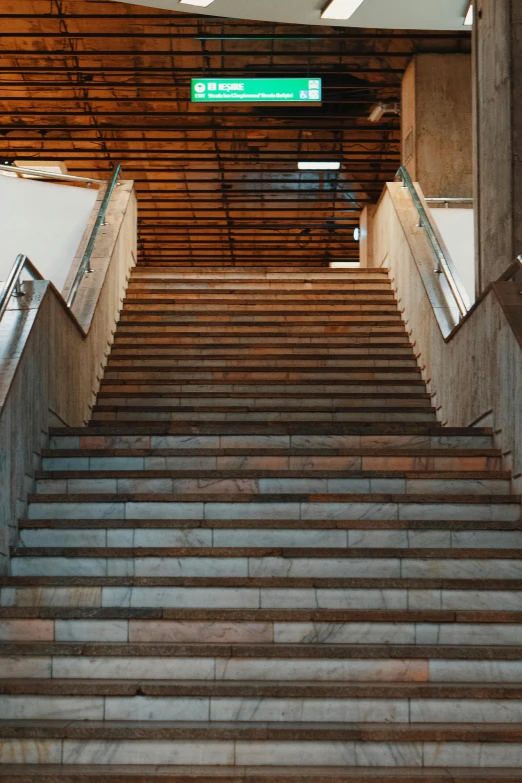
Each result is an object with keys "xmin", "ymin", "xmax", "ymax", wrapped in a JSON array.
[{"xmin": 0, "ymin": 254, "xmax": 43, "ymax": 322}]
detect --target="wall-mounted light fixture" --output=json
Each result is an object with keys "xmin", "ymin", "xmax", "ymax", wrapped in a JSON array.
[
  {"xmin": 368, "ymin": 103, "xmax": 401, "ymax": 123},
  {"xmin": 298, "ymin": 162, "xmax": 341, "ymax": 171},
  {"xmin": 464, "ymin": 2, "xmax": 474, "ymax": 26},
  {"xmin": 321, "ymin": 0, "xmax": 365, "ymax": 20},
  {"xmin": 180, "ymin": 0, "xmax": 215, "ymax": 7},
  {"xmin": 353, "ymin": 227, "xmax": 361, "ymax": 241}
]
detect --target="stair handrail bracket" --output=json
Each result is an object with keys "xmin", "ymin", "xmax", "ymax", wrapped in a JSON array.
[
  {"xmin": 0, "ymin": 254, "xmax": 43, "ymax": 323},
  {"xmin": 66, "ymin": 164, "xmax": 122, "ymax": 309},
  {"xmin": 397, "ymin": 166, "xmax": 470, "ymax": 319}
]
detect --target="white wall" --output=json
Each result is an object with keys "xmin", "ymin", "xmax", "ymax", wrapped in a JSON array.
[
  {"xmin": 430, "ymin": 207, "xmax": 475, "ymax": 304},
  {"xmin": 0, "ymin": 176, "xmax": 97, "ymax": 293}
]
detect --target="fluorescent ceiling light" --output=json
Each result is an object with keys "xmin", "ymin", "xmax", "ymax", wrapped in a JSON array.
[
  {"xmin": 298, "ymin": 162, "xmax": 341, "ymax": 171},
  {"xmin": 464, "ymin": 3, "xmax": 474, "ymax": 25},
  {"xmin": 321, "ymin": 0, "xmax": 365, "ymax": 21},
  {"xmin": 180, "ymin": 0, "xmax": 215, "ymax": 7}
]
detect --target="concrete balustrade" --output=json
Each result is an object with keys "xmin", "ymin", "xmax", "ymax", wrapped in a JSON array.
[
  {"xmin": 368, "ymin": 182, "xmax": 522, "ymax": 496},
  {"xmin": 0, "ymin": 182, "xmax": 136, "ymax": 572}
]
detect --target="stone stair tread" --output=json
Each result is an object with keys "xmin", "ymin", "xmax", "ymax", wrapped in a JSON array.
[
  {"xmin": 4, "ymin": 679, "xmax": 522, "ymax": 698},
  {"xmin": 2, "ymin": 642, "xmax": 522, "ymax": 660},
  {"xmin": 4, "ymin": 575, "xmax": 522, "ymax": 589},
  {"xmin": 3, "ymin": 607, "xmax": 522, "ymax": 623},
  {"xmin": 19, "ymin": 519, "xmax": 519, "ymax": 530},
  {"xmin": 1, "ymin": 767, "xmax": 521, "ymax": 783},
  {"xmin": 49, "ymin": 425, "xmax": 493, "ymax": 436},
  {"xmin": 12, "ymin": 546, "xmax": 522, "ymax": 559},
  {"xmin": 35, "ymin": 470, "xmax": 510, "ymax": 480},
  {"xmin": 26, "ymin": 493, "xmax": 521, "ymax": 506},
  {"xmin": 40, "ymin": 448, "xmax": 502, "ymax": 457},
  {"xmin": 2, "ymin": 720, "xmax": 522, "ymax": 741}
]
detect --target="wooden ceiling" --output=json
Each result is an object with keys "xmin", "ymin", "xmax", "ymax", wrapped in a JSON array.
[{"xmin": 1, "ymin": 1, "xmax": 470, "ymax": 266}]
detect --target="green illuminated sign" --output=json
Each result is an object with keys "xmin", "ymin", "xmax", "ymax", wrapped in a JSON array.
[{"xmin": 191, "ymin": 78, "xmax": 322, "ymax": 103}]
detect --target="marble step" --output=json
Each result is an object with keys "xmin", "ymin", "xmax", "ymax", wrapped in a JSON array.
[
  {"xmin": 121, "ymin": 304, "xmax": 401, "ymax": 313},
  {"xmin": 40, "ymin": 451, "xmax": 503, "ymax": 473},
  {"xmin": 114, "ymin": 326, "xmax": 408, "ymax": 337},
  {"xmin": 10, "ymin": 546, "xmax": 522, "ymax": 579},
  {"xmin": 123, "ymin": 294, "xmax": 398, "ymax": 304},
  {"xmin": 117, "ymin": 316, "xmax": 404, "ymax": 326},
  {"xmin": 3, "ymin": 638, "xmax": 522, "ymax": 680},
  {"xmin": 130, "ymin": 267, "xmax": 391, "ymax": 277},
  {"xmin": 2, "ymin": 722, "xmax": 522, "ymax": 769},
  {"xmin": 127, "ymin": 284, "xmax": 391, "ymax": 298},
  {"xmin": 15, "ymin": 522, "xmax": 522, "ymax": 549},
  {"xmin": 2, "ymin": 764, "xmax": 522, "ymax": 783},
  {"xmin": 5, "ymin": 578, "xmax": 522, "ymax": 611},
  {"xmin": 48, "ymin": 429, "xmax": 495, "ymax": 451},
  {"xmin": 109, "ymin": 347, "xmax": 416, "ymax": 357},
  {"xmin": 25, "ymin": 492, "xmax": 520, "ymax": 522},
  {"xmin": 33, "ymin": 473, "xmax": 511, "ymax": 497},
  {"xmin": 101, "ymin": 370, "xmax": 422, "ymax": 382},
  {"xmin": 129, "ymin": 273, "xmax": 392, "ymax": 281},
  {"xmin": 92, "ymin": 398, "xmax": 434, "ymax": 410},
  {"xmin": 6, "ymin": 678, "xmax": 522, "ymax": 724},
  {"xmin": 98, "ymin": 384, "xmax": 429, "ymax": 395},
  {"xmin": 112, "ymin": 337, "xmax": 411, "ymax": 347},
  {"xmin": 89, "ymin": 413, "xmax": 439, "ymax": 425},
  {"xmin": 93, "ymin": 396, "xmax": 433, "ymax": 409},
  {"xmin": 104, "ymin": 358, "xmax": 418, "ymax": 368}
]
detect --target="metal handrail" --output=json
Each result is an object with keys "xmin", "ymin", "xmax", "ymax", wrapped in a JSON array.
[
  {"xmin": 396, "ymin": 166, "xmax": 470, "ymax": 318},
  {"xmin": 66, "ymin": 164, "xmax": 121, "ymax": 309},
  {"xmin": 0, "ymin": 163, "xmax": 103, "ymax": 186},
  {"xmin": 425, "ymin": 197, "xmax": 473, "ymax": 204},
  {"xmin": 0, "ymin": 254, "xmax": 43, "ymax": 322}
]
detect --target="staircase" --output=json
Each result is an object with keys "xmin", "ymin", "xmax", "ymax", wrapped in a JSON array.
[{"xmin": 1, "ymin": 265, "xmax": 522, "ymax": 782}]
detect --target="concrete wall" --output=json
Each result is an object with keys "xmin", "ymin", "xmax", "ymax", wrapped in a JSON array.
[
  {"xmin": 0, "ymin": 176, "xmax": 98, "ymax": 293},
  {"xmin": 402, "ymin": 54, "xmax": 473, "ymax": 199},
  {"xmin": 0, "ymin": 182, "xmax": 136, "ymax": 572},
  {"xmin": 430, "ymin": 207, "xmax": 475, "ymax": 304},
  {"xmin": 372, "ymin": 183, "xmax": 522, "ymax": 491},
  {"xmin": 474, "ymin": 0, "xmax": 522, "ymax": 290}
]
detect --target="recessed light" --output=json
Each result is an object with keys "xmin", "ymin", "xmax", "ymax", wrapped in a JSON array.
[
  {"xmin": 464, "ymin": 3, "xmax": 474, "ymax": 26},
  {"xmin": 321, "ymin": 0, "xmax": 365, "ymax": 21},
  {"xmin": 298, "ymin": 162, "xmax": 341, "ymax": 171},
  {"xmin": 180, "ymin": 0, "xmax": 215, "ymax": 7}
]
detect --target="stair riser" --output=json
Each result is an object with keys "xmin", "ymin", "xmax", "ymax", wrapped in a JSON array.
[
  {"xmin": 115, "ymin": 327, "xmax": 407, "ymax": 336},
  {"xmin": 111, "ymin": 336, "xmax": 414, "ymax": 345},
  {"xmin": 93, "ymin": 398, "xmax": 432, "ymax": 409},
  {"xmin": 10, "ymin": 557, "xmax": 522, "ymax": 579},
  {"xmin": 4, "ymin": 585, "xmax": 522, "ymax": 611},
  {"xmin": 130, "ymin": 271, "xmax": 390, "ymax": 279},
  {"xmin": 127, "ymin": 283, "xmax": 393, "ymax": 291},
  {"xmin": 27, "ymin": 500, "xmax": 519, "ymax": 522},
  {"xmin": 36, "ymin": 478, "xmax": 508, "ymax": 496},
  {"xmin": 19, "ymin": 529, "xmax": 521, "ymax": 549},
  {"xmin": 1, "ymin": 738, "xmax": 522, "ymax": 767},
  {"xmin": 120, "ymin": 312, "xmax": 404, "ymax": 320},
  {"xmin": 90, "ymin": 412, "xmax": 439, "ymax": 423},
  {"xmin": 2, "ymin": 694, "xmax": 522, "ymax": 723},
  {"xmin": 104, "ymin": 360, "xmax": 417, "ymax": 369},
  {"xmin": 49, "ymin": 434, "xmax": 495, "ymax": 451},
  {"xmin": 121, "ymin": 306, "xmax": 400, "ymax": 314},
  {"xmin": 41, "ymin": 456, "xmax": 502, "ymax": 472},
  {"xmin": 110, "ymin": 347, "xmax": 416, "ymax": 356},
  {"xmin": 99, "ymin": 385, "xmax": 428, "ymax": 395},
  {"xmin": 3, "ymin": 655, "xmax": 522, "ymax": 683}
]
